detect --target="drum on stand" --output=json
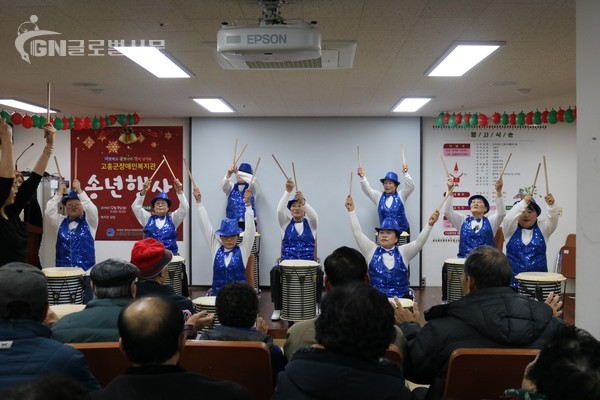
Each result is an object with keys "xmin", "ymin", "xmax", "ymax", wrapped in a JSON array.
[
  {"xmin": 515, "ymin": 272, "xmax": 567, "ymax": 302},
  {"xmin": 43, "ymin": 267, "xmax": 85, "ymax": 305},
  {"xmin": 238, "ymin": 232, "xmax": 261, "ymax": 294},
  {"xmin": 165, "ymin": 255, "xmax": 185, "ymax": 296},
  {"xmin": 280, "ymin": 260, "xmax": 318, "ymax": 322},
  {"xmin": 192, "ymin": 296, "xmax": 220, "ymax": 328},
  {"xmin": 442, "ymin": 258, "xmax": 465, "ymax": 303}
]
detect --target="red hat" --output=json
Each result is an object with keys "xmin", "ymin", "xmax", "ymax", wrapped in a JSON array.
[{"xmin": 130, "ymin": 238, "xmax": 172, "ymax": 279}]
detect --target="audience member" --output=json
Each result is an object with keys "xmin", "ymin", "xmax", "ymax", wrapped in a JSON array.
[
  {"xmin": 273, "ymin": 283, "xmax": 411, "ymax": 399},
  {"xmin": 396, "ymin": 246, "xmax": 563, "ymax": 400},
  {"xmin": 90, "ymin": 296, "xmax": 251, "ymax": 400},
  {"xmin": 284, "ymin": 246, "xmax": 407, "ymax": 359},
  {"xmin": 51, "ymin": 258, "xmax": 138, "ymax": 342},
  {"xmin": 201, "ymin": 282, "xmax": 286, "ymax": 381},
  {"xmin": 503, "ymin": 325, "xmax": 600, "ymax": 400},
  {"xmin": 1, "ymin": 121, "xmax": 55, "ymax": 267},
  {"xmin": 0, "ymin": 262, "xmax": 100, "ymax": 395},
  {"xmin": 2, "ymin": 374, "xmax": 87, "ymax": 400}
]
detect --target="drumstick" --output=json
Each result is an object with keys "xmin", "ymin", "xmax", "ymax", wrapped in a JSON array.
[
  {"xmin": 437, "ymin": 185, "xmax": 454, "ymax": 211},
  {"xmin": 234, "ymin": 144, "xmax": 248, "ymax": 165},
  {"xmin": 233, "ymin": 137, "xmax": 238, "ymax": 165},
  {"xmin": 53, "ymin": 156, "xmax": 63, "ymax": 182},
  {"xmin": 440, "ymin": 154, "xmax": 450, "ymax": 177},
  {"xmin": 271, "ymin": 154, "xmax": 289, "ymax": 180},
  {"xmin": 46, "ymin": 82, "xmax": 51, "ymax": 121},
  {"xmin": 148, "ymin": 158, "xmax": 165, "ymax": 181},
  {"xmin": 162, "ymin": 155, "xmax": 177, "ymax": 180},
  {"xmin": 183, "ymin": 157, "xmax": 197, "ymax": 189},
  {"xmin": 292, "ymin": 162, "xmax": 298, "ymax": 191},
  {"xmin": 74, "ymin": 147, "xmax": 78, "ymax": 182},
  {"xmin": 349, "ymin": 171, "xmax": 353, "ymax": 196},
  {"xmin": 357, "ymin": 145, "xmax": 361, "ymax": 168},
  {"xmin": 543, "ymin": 155, "xmax": 549, "ymax": 195},
  {"xmin": 531, "ymin": 162, "xmax": 541, "ymax": 194},
  {"xmin": 500, "ymin": 153, "xmax": 512, "ymax": 179},
  {"xmin": 401, "ymin": 144, "xmax": 406, "ymax": 166},
  {"xmin": 249, "ymin": 157, "xmax": 261, "ymax": 188}
]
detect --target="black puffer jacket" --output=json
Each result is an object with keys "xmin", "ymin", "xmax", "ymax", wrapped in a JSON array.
[{"xmin": 401, "ymin": 287, "xmax": 563, "ymax": 400}]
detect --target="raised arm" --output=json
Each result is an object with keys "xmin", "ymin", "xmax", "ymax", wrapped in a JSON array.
[
  {"xmin": 442, "ymin": 179, "xmax": 465, "ymax": 230},
  {"xmin": 277, "ymin": 178, "xmax": 295, "ymax": 230},
  {"xmin": 357, "ymin": 167, "xmax": 381, "ymax": 204},
  {"xmin": 221, "ymin": 164, "xmax": 236, "ymax": 195},
  {"xmin": 170, "ymin": 179, "xmax": 189, "ymax": 227},
  {"xmin": 193, "ymin": 187, "xmax": 220, "ymax": 254},
  {"xmin": 74, "ymin": 179, "xmax": 99, "ymax": 233},
  {"xmin": 399, "ymin": 210, "xmax": 438, "ymax": 263},
  {"xmin": 539, "ymin": 193, "xmax": 559, "ymax": 238},
  {"xmin": 346, "ymin": 195, "xmax": 377, "ymax": 259},
  {"xmin": 400, "ymin": 166, "xmax": 415, "ymax": 203},
  {"xmin": 32, "ymin": 123, "xmax": 56, "ymax": 176},
  {"xmin": 131, "ymin": 179, "xmax": 151, "ymax": 226},
  {"xmin": 240, "ymin": 189, "xmax": 256, "ymax": 265},
  {"xmin": 488, "ymin": 177, "xmax": 506, "ymax": 233},
  {"xmin": 0, "ymin": 119, "xmax": 13, "ymax": 179}
]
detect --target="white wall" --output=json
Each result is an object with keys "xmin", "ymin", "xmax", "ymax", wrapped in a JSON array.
[{"xmin": 189, "ymin": 117, "xmax": 422, "ymax": 286}]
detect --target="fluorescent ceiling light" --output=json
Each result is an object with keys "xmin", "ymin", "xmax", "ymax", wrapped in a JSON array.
[
  {"xmin": 426, "ymin": 41, "xmax": 505, "ymax": 77},
  {"xmin": 392, "ymin": 97, "xmax": 432, "ymax": 113},
  {"xmin": 0, "ymin": 99, "xmax": 58, "ymax": 114},
  {"xmin": 192, "ymin": 98, "xmax": 235, "ymax": 113},
  {"xmin": 114, "ymin": 46, "xmax": 191, "ymax": 78}
]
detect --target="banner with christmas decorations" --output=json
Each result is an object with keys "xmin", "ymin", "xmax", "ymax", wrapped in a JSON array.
[{"xmin": 71, "ymin": 126, "xmax": 183, "ymax": 241}]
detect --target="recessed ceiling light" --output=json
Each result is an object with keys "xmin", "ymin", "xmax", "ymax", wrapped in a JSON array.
[
  {"xmin": 392, "ymin": 97, "xmax": 433, "ymax": 113},
  {"xmin": 0, "ymin": 99, "xmax": 58, "ymax": 114},
  {"xmin": 192, "ymin": 98, "xmax": 235, "ymax": 113},
  {"xmin": 114, "ymin": 46, "xmax": 191, "ymax": 78},
  {"xmin": 426, "ymin": 41, "xmax": 505, "ymax": 77}
]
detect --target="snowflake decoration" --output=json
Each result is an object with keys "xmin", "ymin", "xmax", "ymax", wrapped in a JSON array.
[
  {"xmin": 137, "ymin": 133, "xmax": 145, "ymax": 142},
  {"xmin": 98, "ymin": 136, "xmax": 107, "ymax": 142},
  {"xmin": 150, "ymin": 141, "xmax": 158, "ymax": 148},
  {"xmin": 83, "ymin": 136, "xmax": 95, "ymax": 149},
  {"xmin": 164, "ymin": 132, "xmax": 172, "ymax": 140},
  {"xmin": 106, "ymin": 140, "xmax": 120, "ymax": 154}
]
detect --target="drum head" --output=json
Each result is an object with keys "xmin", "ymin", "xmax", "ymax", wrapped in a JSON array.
[
  {"xmin": 515, "ymin": 272, "xmax": 566, "ymax": 282},
  {"xmin": 192, "ymin": 296, "xmax": 217, "ymax": 307},
  {"xmin": 280, "ymin": 259, "xmax": 319, "ymax": 267},
  {"xmin": 388, "ymin": 298, "xmax": 414, "ymax": 308},
  {"xmin": 43, "ymin": 267, "xmax": 85, "ymax": 277},
  {"xmin": 444, "ymin": 258, "xmax": 466, "ymax": 265},
  {"xmin": 170, "ymin": 255, "xmax": 185, "ymax": 263}
]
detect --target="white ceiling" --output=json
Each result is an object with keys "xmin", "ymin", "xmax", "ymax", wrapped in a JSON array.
[{"xmin": 0, "ymin": 0, "xmax": 575, "ymax": 119}]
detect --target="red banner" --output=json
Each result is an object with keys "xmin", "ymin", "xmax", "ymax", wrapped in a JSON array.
[{"xmin": 70, "ymin": 126, "xmax": 183, "ymax": 241}]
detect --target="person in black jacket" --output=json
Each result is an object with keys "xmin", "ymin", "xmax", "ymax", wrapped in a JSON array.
[
  {"xmin": 397, "ymin": 245, "xmax": 564, "ymax": 400},
  {"xmin": 90, "ymin": 296, "xmax": 251, "ymax": 400}
]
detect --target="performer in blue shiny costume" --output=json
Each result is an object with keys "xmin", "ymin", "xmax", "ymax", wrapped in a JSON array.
[
  {"xmin": 346, "ymin": 194, "xmax": 439, "ymax": 298},
  {"xmin": 221, "ymin": 162, "xmax": 258, "ymax": 228},
  {"xmin": 443, "ymin": 177, "xmax": 505, "ymax": 258},
  {"xmin": 194, "ymin": 187, "xmax": 256, "ymax": 295},
  {"xmin": 131, "ymin": 178, "xmax": 189, "ymax": 255},
  {"xmin": 502, "ymin": 192, "xmax": 559, "ymax": 287},
  {"xmin": 357, "ymin": 163, "xmax": 414, "ymax": 234},
  {"xmin": 270, "ymin": 178, "xmax": 322, "ymax": 321}
]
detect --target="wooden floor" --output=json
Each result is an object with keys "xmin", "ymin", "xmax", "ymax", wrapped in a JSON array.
[{"xmin": 189, "ymin": 286, "xmax": 575, "ymax": 339}]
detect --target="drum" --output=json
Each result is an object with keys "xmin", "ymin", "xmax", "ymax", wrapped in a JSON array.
[
  {"xmin": 50, "ymin": 304, "xmax": 86, "ymax": 319},
  {"xmin": 442, "ymin": 258, "xmax": 465, "ymax": 303},
  {"xmin": 375, "ymin": 231, "xmax": 409, "ymax": 246},
  {"xmin": 388, "ymin": 298, "xmax": 414, "ymax": 312},
  {"xmin": 280, "ymin": 260, "xmax": 319, "ymax": 322},
  {"xmin": 165, "ymin": 255, "xmax": 185, "ymax": 295},
  {"xmin": 238, "ymin": 232, "xmax": 261, "ymax": 294},
  {"xmin": 516, "ymin": 272, "xmax": 567, "ymax": 302},
  {"xmin": 43, "ymin": 267, "xmax": 85, "ymax": 305},
  {"xmin": 192, "ymin": 296, "xmax": 220, "ymax": 328}
]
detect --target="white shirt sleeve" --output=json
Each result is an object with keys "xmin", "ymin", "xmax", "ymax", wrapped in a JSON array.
[
  {"xmin": 170, "ymin": 192, "xmax": 189, "ymax": 228},
  {"xmin": 488, "ymin": 195, "xmax": 506, "ymax": 234},
  {"xmin": 360, "ymin": 176, "xmax": 382, "ymax": 205},
  {"xmin": 399, "ymin": 225, "xmax": 433, "ymax": 264},
  {"xmin": 399, "ymin": 172, "xmax": 415, "ymax": 203},
  {"xmin": 240, "ymin": 206, "xmax": 256, "ymax": 267},
  {"xmin": 348, "ymin": 210, "xmax": 378, "ymax": 261},
  {"xmin": 538, "ymin": 202, "xmax": 560, "ymax": 240},
  {"xmin": 44, "ymin": 193, "xmax": 65, "ymax": 232},
  {"xmin": 443, "ymin": 195, "xmax": 466, "ymax": 231},
  {"xmin": 303, "ymin": 201, "xmax": 318, "ymax": 233},
  {"xmin": 78, "ymin": 191, "xmax": 98, "ymax": 237},
  {"xmin": 502, "ymin": 199, "xmax": 527, "ymax": 241},
  {"xmin": 195, "ymin": 202, "xmax": 221, "ymax": 257},
  {"xmin": 221, "ymin": 176, "xmax": 233, "ymax": 195},
  {"xmin": 131, "ymin": 192, "xmax": 151, "ymax": 227},
  {"xmin": 277, "ymin": 191, "xmax": 291, "ymax": 234}
]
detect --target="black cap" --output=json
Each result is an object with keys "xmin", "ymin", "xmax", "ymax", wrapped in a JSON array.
[
  {"xmin": 90, "ymin": 258, "xmax": 139, "ymax": 288},
  {"xmin": 0, "ymin": 262, "xmax": 47, "ymax": 319}
]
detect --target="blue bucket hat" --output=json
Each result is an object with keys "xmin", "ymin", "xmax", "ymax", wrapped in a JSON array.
[
  {"xmin": 216, "ymin": 218, "xmax": 243, "ymax": 236},
  {"xmin": 380, "ymin": 172, "xmax": 400, "ymax": 186},
  {"xmin": 151, "ymin": 192, "xmax": 172, "ymax": 208},
  {"xmin": 514, "ymin": 199, "xmax": 541, "ymax": 216},
  {"xmin": 375, "ymin": 218, "xmax": 402, "ymax": 237},
  {"xmin": 61, "ymin": 189, "xmax": 80, "ymax": 205},
  {"xmin": 238, "ymin": 163, "xmax": 253, "ymax": 175},
  {"xmin": 468, "ymin": 195, "xmax": 490, "ymax": 214}
]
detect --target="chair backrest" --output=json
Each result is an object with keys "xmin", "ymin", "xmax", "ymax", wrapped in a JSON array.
[
  {"xmin": 179, "ymin": 340, "xmax": 273, "ymax": 400},
  {"xmin": 444, "ymin": 348, "xmax": 540, "ymax": 400},
  {"xmin": 68, "ymin": 342, "xmax": 130, "ymax": 387},
  {"xmin": 560, "ymin": 234, "xmax": 576, "ymax": 279},
  {"xmin": 246, "ymin": 253, "xmax": 256, "ymax": 288}
]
